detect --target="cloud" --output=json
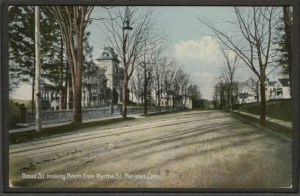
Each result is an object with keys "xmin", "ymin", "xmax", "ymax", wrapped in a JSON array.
[
  {"xmin": 174, "ymin": 36, "xmax": 222, "ymax": 64},
  {"xmin": 173, "ymin": 36, "xmax": 223, "ymax": 100}
]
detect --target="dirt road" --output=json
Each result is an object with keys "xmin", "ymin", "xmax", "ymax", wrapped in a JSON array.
[{"xmin": 9, "ymin": 110, "xmax": 292, "ymax": 188}]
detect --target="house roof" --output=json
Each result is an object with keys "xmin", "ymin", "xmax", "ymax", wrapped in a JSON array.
[
  {"xmin": 269, "ymin": 81, "xmax": 276, "ymax": 86},
  {"xmin": 278, "ymin": 78, "xmax": 290, "ymax": 87},
  {"xmin": 239, "ymin": 92, "xmax": 250, "ymax": 99},
  {"xmin": 97, "ymin": 47, "xmax": 120, "ymax": 62}
]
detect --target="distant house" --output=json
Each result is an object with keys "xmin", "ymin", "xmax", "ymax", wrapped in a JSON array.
[
  {"xmin": 182, "ymin": 97, "xmax": 193, "ymax": 109},
  {"xmin": 238, "ymin": 77, "xmax": 291, "ymax": 104},
  {"xmin": 40, "ymin": 47, "xmax": 124, "ymax": 110},
  {"xmin": 268, "ymin": 78, "xmax": 291, "ymax": 100},
  {"xmin": 238, "ymin": 92, "xmax": 257, "ymax": 104},
  {"xmin": 238, "ymin": 78, "xmax": 258, "ymax": 104},
  {"xmin": 158, "ymin": 92, "xmax": 192, "ymax": 109},
  {"xmin": 160, "ymin": 92, "xmax": 173, "ymax": 108}
]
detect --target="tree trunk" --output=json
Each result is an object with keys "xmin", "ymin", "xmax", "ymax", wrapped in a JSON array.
[
  {"xmin": 230, "ymin": 83, "xmax": 234, "ymax": 111},
  {"xmin": 227, "ymin": 89, "xmax": 230, "ymax": 109},
  {"xmin": 172, "ymin": 96, "xmax": 175, "ymax": 111},
  {"xmin": 256, "ymin": 81, "xmax": 260, "ymax": 103},
  {"xmin": 64, "ymin": 65, "xmax": 68, "ymax": 109},
  {"xmin": 283, "ymin": 6, "xmax": 293, "ymax": 97},
  {"xmin": 259, "ymin": 79, "xmax": 266, "ymax": 126},
  {"xmin": 72, "ymin": 73, "xmax": 82, "ymax": 124},
  {"xmin": 59, "ymin": 89, "xmax": 63, "ymax": 110},
  {"xmin": 59, "ymin": 35, "xmax": 64, "ymax": 111},
  {"xmin": 143, "ymin": 69, "xmax": 147, "ymax": 115},
  {"xmin": 166, "ymin": 97, "xmax": 169, "ymax": 111},
  {"xmin": 220, "ymin": 91, "xmax": 224, "ymax": 110},
  {"xmin": 31, "ymin": 75, "xmax": 35, "ymax": 112},
  {"xmin": 122, "ymin": 72, "xmax": 128, "ymax": 118},
  {"xmin": 158, "ymin": 92, "xmax": 161, "ymax": 112}
]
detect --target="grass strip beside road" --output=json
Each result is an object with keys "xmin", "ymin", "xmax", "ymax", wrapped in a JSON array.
[
  {"xmin": 237, "ymin": 100, "xmax": 292, "ymax": 122},
  {"xmin": 231, "ymin": 112, "xmax": 291, "ymax": 139},
  {"xmin": 9, "ymin": 117, "xmax": 135, "ymax": 145},
  {"xmin": 142, "ymin": 110, "xmax": 192, "ymax": 117}
]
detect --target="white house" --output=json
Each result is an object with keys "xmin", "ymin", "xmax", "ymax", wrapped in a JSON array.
[
  {"xmin": 269, "ymin": 78, "xmax": 291, "ymax": 100},
  {"xmin": 238, "ymin": 77, "xmax": 291, "ymax": 104},
  {"xmin": 159, "ymin": 92, "xmax": 173, "ymax": 107},
  {"xmin": 238, "ymin": 78, "xmax": 258, "ymax": 104},
  {"xmin": 81, "ymin": 47, "xmax": 124, "ymax": 107}
]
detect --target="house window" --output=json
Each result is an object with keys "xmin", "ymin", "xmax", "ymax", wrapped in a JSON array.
[
  {"xmin": 114, "ymin": 65, "xmax": 118, "ymax": 74},
  {"xmin": 277, "ymin": 90, "xmax": 283, "ymax": 96}
]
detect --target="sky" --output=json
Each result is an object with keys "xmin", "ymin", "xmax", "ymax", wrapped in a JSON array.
[{"xmin": 10, "ymin": 6, "xmax": 283, "ymax": 101}]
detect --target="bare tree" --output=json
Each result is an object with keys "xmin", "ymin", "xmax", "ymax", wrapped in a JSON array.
[
  {"xmin": 129, "ymin": 71, "xmax": 143, "ymax": 106},
  {"xmin": 199, "ymin": 7, "xmax": 279, "ymax": 126},
  {"xmin": 187, "ymin": 83, "xmax": 201, "ymax": 109},
  {"xmin": 152, "ymin": 57, "xmax": 166, "ymax": 112},
  {"xmin": 213, "ymin": 77, "xmax": 226, "ymax": 110},
  {"xmin": 161, "ymin": 58, "xmax": 178, "ymax": 111},
  {"xmin": 104, "ymin": 6, "xmax": 155, "ymax": 118},
  {"xmin": 47, "ymin": 6, "xmax": 94, "ymax": 124},
  {"xmin": 137, "ymin": 41, "xmax": 162, "ymax": 115},
  {"xmin": 178, "ymin": 71, "xmax": 190, "ymax": 107},
  {"xmin": 220, "ymin": 49, "xmax": 238, "ymax": 110},
  {"xmin": 171, "ymin": 67, "xmax": 189, "ymax": 110}
]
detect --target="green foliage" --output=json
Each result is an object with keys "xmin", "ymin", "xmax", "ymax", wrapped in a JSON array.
[
  {"xmin": 10, "ymin": 99, "xmax": 33, "ymax": 112},
  {"xmin": 188, "ymin": 84, "xmax": 201, "ymax": 101},
  {"xmin": 9, "ymin": 101, "xmax": 21, "ymax": 129},
  {"xmin": 237, "ymin": 99, "xmax": 292, "ymax": 122},
  {"xmin": 9, "ymin": 6, "xmax": 35, "ymax": 90},
  {"xmin": 9, "ymin": 6, "xmax": 64, "ymax": 92},
  {"xmin": 9, "ymin": 100, "xmax": 28, "ymax": 129},
  {"xmin": 192, "ymin": 99, "xmax": 212, "ymax": 109},
  {"xmin": 273, "ymin": 7, "xmax": 293, "ymax": 77}
]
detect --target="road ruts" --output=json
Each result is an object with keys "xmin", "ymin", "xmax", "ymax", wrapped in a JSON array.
[{"xmin": 9, "ymin": 110, "xmax": 292, "ymax": 188}]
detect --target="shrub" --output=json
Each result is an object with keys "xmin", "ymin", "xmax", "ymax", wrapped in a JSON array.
[{"xmin": 9, "ymin": 101, "xmax": 21, "ymax": 129}]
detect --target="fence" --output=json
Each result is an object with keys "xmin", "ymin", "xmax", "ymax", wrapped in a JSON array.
[
  {"xmin": 26, "ymin": 105, "xmax": 187, "ymax": 125},
  {"xmin": 26, "ymin": 105, "xmax": 120, "ymax": 124}
]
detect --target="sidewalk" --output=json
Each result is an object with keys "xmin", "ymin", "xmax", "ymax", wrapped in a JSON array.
[
  {"xmin": 9, "ymin": 113, "xmax": 145, "ymax": 134},
  {"xmin": 232, "ymin": 110, "xmax": 292, "ymax": 129}
]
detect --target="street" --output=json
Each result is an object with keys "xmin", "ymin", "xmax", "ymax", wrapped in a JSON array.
[{"xmin": 9, "ymin": 110, "xmax": 292, "ymax": 188}]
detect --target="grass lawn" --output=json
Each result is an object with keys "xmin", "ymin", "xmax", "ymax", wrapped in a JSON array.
[
  {"xmin": 231, "ymin": 112, "xmax": 292, "ymax": 139},
  {"xmin": 9, "ymin": 117, "xmax": 135, "ymax": 145},
  {"xmin": 238, "ymin": 99, "xmax": 292, "ymax": 122}
]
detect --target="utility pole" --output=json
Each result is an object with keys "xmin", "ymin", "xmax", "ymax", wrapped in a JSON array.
[
  {"xmin": 111, "ymin": 68, "xmax": 114, "ymax": 115},
  {"xmin": 35, "ymin": 6, "xmax": 41, "ymax": 131}
]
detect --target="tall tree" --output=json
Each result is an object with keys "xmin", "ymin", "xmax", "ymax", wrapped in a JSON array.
[
  {"xmin": 274, "ymin": 6, "xmax": 293, "ymax": 96},
  {"xmin": 176, "ymin": 70, "xmax": 190, "ymax": 107},
  {"xmin": 161, "ymin": 58, "xmax": 178, "ymax": 111},
  {"xmin": 137, "ymin": 42, "xmax": 162, "ymax": 115},
  {"xmin": 213, "ymin": 78, "xmax": 226, "ymax": 110},
  {"xmin": 9, "ymin": 6, "xmax": 64, "ymax": 111},
  {"xmin": 9, "ymin": 6, "xmax": 35, "ymax": 109},
  {"xmin": 200, "ymin": 7, "xmax": 279, "ymax": 126},
  {"xmin": 187, "ymin": 83, "xmax": 202, "ymax": 109},
  {"xmin": 104, "ymin": 6, "xmax": 155, "ymax": 118},
  {"xmin": 152, "ymin": 57, "xmax": 166, "ymax": 112},
  {"xmin": 47, "ymin": 6, "xmax": 94, "ymax": 124},
  {"xmin": 220, "ymin": 49, "xmax": 238, "ymax": 110},
  {"xmin": 130, "ymin": 69, "xmax": 144, "ymax": 105}
]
